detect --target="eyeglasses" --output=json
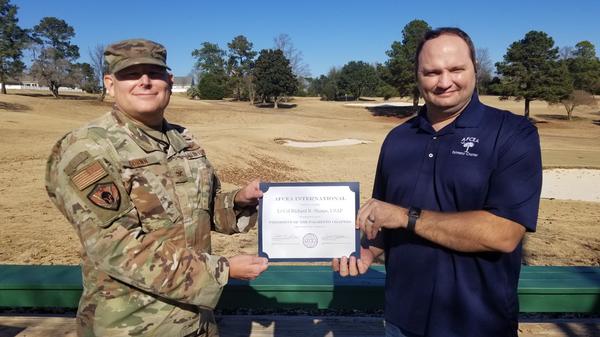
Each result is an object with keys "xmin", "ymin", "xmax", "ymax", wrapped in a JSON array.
[{"xmin": 114, "ymin": 66, "xmax": 169, "ymax": 81}]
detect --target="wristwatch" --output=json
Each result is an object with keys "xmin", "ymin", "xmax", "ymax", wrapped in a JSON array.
[{"xmin": 406, "ymin": 207, "xmax": 421, "ymax": 232}]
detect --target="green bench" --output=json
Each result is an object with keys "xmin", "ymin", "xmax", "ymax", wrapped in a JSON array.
[{"xmin": 1, "ymin": 265, "xmax": 598, "ymax": 313}]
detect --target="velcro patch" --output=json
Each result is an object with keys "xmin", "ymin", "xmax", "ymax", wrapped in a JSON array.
[
  {"xmin": 172, "ymin": 165, "xmax": 188, "ymax": 183},
  {"xmin": 185, "ymin": 140, "xmax": 202, "ymax": 151},
  {"xmin": 64, "ymin": 152, "xmax": 90, "ymax": 175},
  {"xmin": 71, "ymin": 160, "xmax": 108, "ymax": 191},
  {"xmin": 128, "ymin": 158, "xmax": 150, "ymax": 168},
  {"xmin": 180, "ymin": 149, "xmax": 205, "ymax": 159},
  {"xmin": 125, "ymin": 155, "xmax": 161, "ymax": 168},
  {"xmin": 87, "ymin": 182, "xmax": 121, "ymax": 210}
]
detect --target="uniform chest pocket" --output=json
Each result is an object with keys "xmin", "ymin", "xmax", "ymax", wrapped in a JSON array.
[
  {"xmin": 123, "ymin": 161, "xmax": 182, "ymax": 232},
  {"xmin": 171, "ymin": 151, "xmax": 215, "ymax": 250},
  {"xmin": 183, "ymin": 154, "xmax": 215, "ymax": 211}
]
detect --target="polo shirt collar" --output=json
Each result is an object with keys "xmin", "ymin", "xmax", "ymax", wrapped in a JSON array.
[
  {"xmin": 414, "ymin": 92, "xmax": 484, "ymax": 133},
  {"xmin": 454, "ymin": 92, "xmax": 484, "ymax": 128}
]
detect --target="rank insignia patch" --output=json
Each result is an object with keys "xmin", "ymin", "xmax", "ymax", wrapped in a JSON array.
[{"xmin": 87, "ymin": 182, "xmax": 121, "ymax": 210}]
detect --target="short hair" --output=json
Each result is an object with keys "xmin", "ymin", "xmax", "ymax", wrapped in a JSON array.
[{"xmin": 414, "ymin": 27, "xmax": 477, "ymax": 76}]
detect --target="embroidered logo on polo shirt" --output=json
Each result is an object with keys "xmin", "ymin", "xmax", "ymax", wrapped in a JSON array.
[{"xmin": 452, "ymin": 137, "xmax": 479, "ymax": 157}]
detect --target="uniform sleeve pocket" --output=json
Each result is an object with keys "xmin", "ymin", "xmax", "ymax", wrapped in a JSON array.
[{"xmin": 68, "ymin": 159, "xmax": 134, "ymax": 228}]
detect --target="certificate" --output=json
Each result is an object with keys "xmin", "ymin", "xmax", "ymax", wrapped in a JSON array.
[{"xmin": 258, "ymin": 182, "xmax": 360, "ymax": 261}]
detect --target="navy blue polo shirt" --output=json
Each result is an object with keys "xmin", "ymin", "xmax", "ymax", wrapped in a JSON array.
[{"xmin": 373, "ymin": 94, "xmax": 542, "ymax": 337}]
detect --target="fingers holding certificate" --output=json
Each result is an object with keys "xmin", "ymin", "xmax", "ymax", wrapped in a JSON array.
[{"xmin": 258, "ymin": 182, "xmax": 360, "ymax": 261}]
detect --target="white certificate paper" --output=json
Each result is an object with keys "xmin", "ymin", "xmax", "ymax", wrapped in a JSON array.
[{"xmin": 258, "ymin": 182, "xmax": 360, "ymax": 261}]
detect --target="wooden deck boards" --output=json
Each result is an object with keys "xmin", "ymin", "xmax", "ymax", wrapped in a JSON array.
[{"xmin": 1, "ymin": 315, "xmax": 599, "ymax": 337}]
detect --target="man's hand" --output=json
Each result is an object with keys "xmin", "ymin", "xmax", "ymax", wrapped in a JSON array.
[
  {"xmin": 234, "ymin": 179, "xmax": 262, "ymax": 208},
  {"xmin": 228, "ymin": 255, "xmax": 268, "ymax": 280},
  {"xmin": 357, "ymin": 198, "xmax": 407, "ymax": 240},
  {"xmin": 332, "ymin": 246, "xmax": 375, "ymax": 277}
]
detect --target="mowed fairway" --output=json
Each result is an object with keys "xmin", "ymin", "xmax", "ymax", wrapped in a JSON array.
[{"xmin": 1, "ymin": 92, "xmax": 599, "ymax": 265}]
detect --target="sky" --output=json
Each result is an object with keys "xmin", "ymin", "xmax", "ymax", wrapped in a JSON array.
[{"xmin": 11, "ymin": 0, "xmax": 600, "ymax": 77}]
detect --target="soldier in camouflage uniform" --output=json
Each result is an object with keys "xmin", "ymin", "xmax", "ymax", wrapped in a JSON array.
[{"xmin": 45, "ymin": 39, "xmax": 268, "ymax": 337}]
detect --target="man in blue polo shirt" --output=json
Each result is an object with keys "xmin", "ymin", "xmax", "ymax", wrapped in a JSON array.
[{"xmin": 333, "ymin": 27, "xmax": 542, "ymax": 337}]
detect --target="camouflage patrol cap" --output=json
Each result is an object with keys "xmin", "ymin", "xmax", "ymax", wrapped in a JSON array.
[{"xmin": 104, "ymin": 39, "xmax": 171, "ymax": 74}]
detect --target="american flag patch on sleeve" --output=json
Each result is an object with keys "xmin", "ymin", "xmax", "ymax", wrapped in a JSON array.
[{"xmin": 71, "ymin": 160, "xmax": 108, "ymax": 191}]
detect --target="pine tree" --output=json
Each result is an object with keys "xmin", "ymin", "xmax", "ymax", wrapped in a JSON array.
[
  {"xmin": 191, "ymin": 42, "xmax": 229, "ymax": 100},
  {"xmin": 0, "ymin": 0, "xmax": 29, "ymax": 94},
  {"xmin": 337, "ymin": 61, "xmax": 379, "ymax": 100},
  {"xmin": 253, "ymin": 49, "xmax": 297, "ymax": 108},
  {"xmin": 568, "ymin": 41, "xmax": 600, "ymax": 94},
  {"xmin": 495, "ymin": 31, "xmax": 571, "ymax": 117},
  {"xmin": 385, "ymin": 19, "xmax": 431, "ymax": 108},
  {"xmin": 227, "ymin": 35, "xmax": 256, "ymax": 101}
]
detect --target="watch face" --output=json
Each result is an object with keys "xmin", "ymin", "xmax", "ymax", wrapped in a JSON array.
[{"xmin": 409, "ymin": 207, "xmax": 421, "ymax": 217}]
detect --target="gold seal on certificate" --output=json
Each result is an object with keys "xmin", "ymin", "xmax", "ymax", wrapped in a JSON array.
[{"xmin": 258, "ymin": 182, "xmax": 360, "ymax": 261}]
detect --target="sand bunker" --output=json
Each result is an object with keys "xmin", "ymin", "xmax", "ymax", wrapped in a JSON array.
[
  {"xmin": 541, "ymin": 168, "xmax": 600, "ymax": 202},
  {"xmin": 275, "ymin": 138, "xmax": 372, "ymax": 148}
]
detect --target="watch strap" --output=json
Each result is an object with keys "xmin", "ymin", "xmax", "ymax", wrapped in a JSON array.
[{"xmin": 407, "ymin": 207, "xmax": 421, "ymax": 232}]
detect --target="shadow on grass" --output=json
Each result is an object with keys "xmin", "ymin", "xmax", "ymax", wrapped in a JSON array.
[
  {"xmin": 13, "ymin": 92, "xmax": 98, "ymax": 101},
  {"xmin": 0, "ymin": 325, "xmax": 26, "ymax": 337},
  {"xmin": 556, "ymin": 322, "xmax": 600, "ymax": 337},
  {"xmin": 535, "ymin": 114, "xmax": 584, "ymax": 121},
  {"xmin": 367, "ymin": 105, "xmax": 417, "ymax": 118},
  {"xmin": 255, "ymin": 102, "xmax": 297, "ymax": 109},
  {"xmin": 528, "ymin": 118, "xmax": 549, "ymax": 125},
  {"xmin": 520, "ymin": 313, "xmax": 600, "ymax": 337},
  {"xmin": 0, "ymin": 101, "xmax": 31, "ymax": 112}
]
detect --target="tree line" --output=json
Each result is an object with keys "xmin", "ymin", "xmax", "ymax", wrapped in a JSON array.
[
  {"xmin": 0, "ymin": 1, "xmax": 101, "ymax": 97},
  {"xmin": 0, "ymin": 0, "xmax": 303, "ymax": 105},
  {"xmin": 1, "ymin": 0, "xmax": 599, "ymax": 117},
  {"xmin": 187, "ymin": 34, "xmax": 303, "ymax": 108},
  {"xmin": 306, "ymin": 19, "xmax": 600, "ymax": 118}
]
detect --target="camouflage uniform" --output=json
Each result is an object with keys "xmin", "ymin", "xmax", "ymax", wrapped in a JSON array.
[{"xmin": 45, "ymin": 39, "xmax": 256, "ymax": 337}]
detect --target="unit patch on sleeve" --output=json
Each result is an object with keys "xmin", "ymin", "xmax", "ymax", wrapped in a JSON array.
[
  {"xmin": 87, "ymin": 182, "xmax": 121, "ymax": 210},
  {"xmin": 71, "ymin": 160, "xmax": 108, "ymax": 190}
]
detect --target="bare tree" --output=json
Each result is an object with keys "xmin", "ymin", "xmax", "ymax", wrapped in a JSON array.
[
  {"xmin": 273, "ymin": 33, "xmax": 310, "ymax": 78},
  {"xmin": 475, "ymin": 48, "xmax": 493, "ymax": 94},
  {"xmin": 561, "ymin": 90, "xmax": 597, "ymax": 120},
  {"xmin": 30, "ymin": 17, "xmax": 79, "ymax": 98},
  {"xmin": 559, "ymin": 46, "xmax": 574, "ymax": 60},
  {"xmin": 89, "ymin": 44, "xmax": 106, "ymax": 100},
  {"xmin": 29, "ymin": 47, "xmax": 76, "ymax": 97},
  {"xmin": 245, "ymin": 73, "xmax": 256, "ymax": 104}
]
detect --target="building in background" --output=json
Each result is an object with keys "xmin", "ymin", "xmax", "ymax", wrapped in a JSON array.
[{"xmin": 172, "ymin": 76, "xmax": 194, "ymax": 93}]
